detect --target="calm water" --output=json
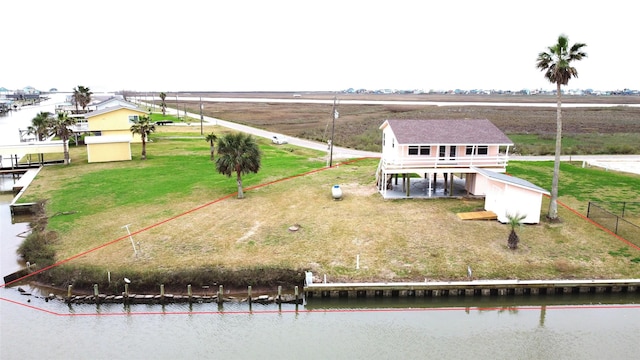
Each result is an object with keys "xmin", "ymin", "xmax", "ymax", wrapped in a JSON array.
[
  {"xmin": 1, "ymin": 194, "xmax": 639, "ymax": 359},
  {"xmin": 2, "ymin": 97, "xmax": 639, "ymax": 359}
]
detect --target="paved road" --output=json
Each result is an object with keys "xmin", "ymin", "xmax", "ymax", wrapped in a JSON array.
[{"xmin": 170, "ymin": 106, "xmax": 381, "ymax": 161}]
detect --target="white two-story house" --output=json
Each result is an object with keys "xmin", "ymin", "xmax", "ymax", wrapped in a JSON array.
[{"xmin": 377, "ymin": 119, "xmax": 514, "ymax": 198}]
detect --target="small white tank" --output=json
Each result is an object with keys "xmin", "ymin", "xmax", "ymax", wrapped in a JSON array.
[{"xmin": 332, "ymin": 184, "xmax": 342, "ymax": 200}]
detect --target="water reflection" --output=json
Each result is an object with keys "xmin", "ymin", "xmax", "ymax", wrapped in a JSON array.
[{"xmin": 2, "ymin": 282, "xmax": 639, "ymax": 360}]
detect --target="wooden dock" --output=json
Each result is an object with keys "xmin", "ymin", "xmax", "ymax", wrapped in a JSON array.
[
  {"xmin": 7, "ymin": 167, "xmax": 42, "ymax": 215},
  {"xmin": 304, "ymin": 279, "xmax": 640, "ymax": 299}
]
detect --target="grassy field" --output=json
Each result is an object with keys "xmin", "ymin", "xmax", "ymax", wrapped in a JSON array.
[
  {"xmin": 171, "ymin": 93, "xmax": 640, "ymax": 154},
  {"xmin": 18, "ymin": 124, "xmax": 640, "ymax": 292}
]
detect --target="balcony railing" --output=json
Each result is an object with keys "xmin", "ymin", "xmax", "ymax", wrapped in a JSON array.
[
  {"xmin": 381, "ymin": 155, "xmax": 509, "ymax": 171},
  {"xmin": 70, "ymin": 123, "xmax": 89, "ymax": 132}
]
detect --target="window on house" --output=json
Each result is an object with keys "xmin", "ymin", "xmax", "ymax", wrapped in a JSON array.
[
  {"xmin": 128, "ymin": 115, "xmax": 139, "ymax": 123},
  {"xmin": 409, "ymin": 146, "xmax": 431, "ymax": 156},
  {"xmin": 439, "ymin": 146, "xmax": 446, "ymax": 159},
  {"xmin": 466, "ymin": 146, "xmax": 489, "ymax": 155}
]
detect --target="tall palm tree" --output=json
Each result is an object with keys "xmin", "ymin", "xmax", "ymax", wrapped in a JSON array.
[
  {"xmin": 71, "ymin": 87, "xmax": 81, "ymax": 113},
  {"xmin": 205, "ymin": 132, "xmax": 218, "ymax": 161},
  {"xmin": 536, "ymin": 34, "xmax": 587, "ymax": 221},
  {"xmin": 215, "ymin": 133, "xmax": 261, "ymax": 199},
  {"xmin": 159, "ymin": 92, "xmax": 167, "ymax": 116},
  {"xmin": 28, "ymin": 111, "xmax": 52, "ymax": 141},
  {"xmin": 130, "ymin": 115, "xmax": 156, "ymax": 160},
  {"xmin": 72, "ymin": 85, "xmax": 93, "ymax": 113},
  {"xmin": 50, "ymin": 112, "xmax": 77, "ymax": 165}
]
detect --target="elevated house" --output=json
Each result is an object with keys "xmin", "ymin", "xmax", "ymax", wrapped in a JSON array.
[
  {"xmin": 84, "ymin": 104, "xmax": 146, "ymax": 141},
  {"xmin": 94, "ymin": 96, "xmax": 133, "ymax": 111},
  {"xmin": 83, "ymin": 104, "xmax": 147, "ymax": 163},
  {"xmin": 0, "ymin": 87, "xmax": 11, "ymax": 98},
  {"xmin": 377, "ymin": 119, "xmax": 549, "ymax": 224},
  {"xmin": 377, "ymin": 119, "xmax": 514, "ymax": 197}
]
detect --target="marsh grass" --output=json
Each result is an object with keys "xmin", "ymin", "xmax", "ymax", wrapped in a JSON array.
[
  {"xmin": 19, "ymin": 126, "xmax": 640, "ymax": 291},
  {"xmin": 185, "ymin": 97, "xmax": 640, "ymax": 155}
]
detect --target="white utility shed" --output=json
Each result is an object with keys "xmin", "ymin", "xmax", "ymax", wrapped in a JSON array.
[{"xmin": 472, "ymin": 167, "xmax": 550, "ymax": 224}]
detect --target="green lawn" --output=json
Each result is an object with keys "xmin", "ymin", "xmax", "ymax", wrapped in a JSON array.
[
  {"xmin": 17, "ymin": 127, "xmax": 640, "ymax": 291},
  {"xmin": 507, "ymin": 160, "xmax": 640, "ymax": 214}
]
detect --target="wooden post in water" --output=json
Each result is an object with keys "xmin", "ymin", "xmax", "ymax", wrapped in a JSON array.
[
  {"xmin": 187, "ymin": 284, "xmax": 192, "ymax": 302},
  {"xmin": 248, "ymin": 286, "xmax": 252, "ymax": 306},
  {"xmin": 160, "ymin": 284, "xmax": 165, "ymax": 303},
  {"xmin": 67, "ymin": 285, "xmax": 73, "ymax": 301},
  {"xmin": 218, "ymin": 285, "xmax": 224, "ymax": 304},
  {"xmin": 295, "ymin": 286, "xmax": 299, "ymax": 304},
  {"xmin": 93, "ymin": 284, "xmax": 99, "ymax": 304},
  {"xmin": 277, "ymin": 286, "xmax": 282, "ymax": 303}
]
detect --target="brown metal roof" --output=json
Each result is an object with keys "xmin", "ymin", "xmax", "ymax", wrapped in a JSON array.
[{"xmin": 382, "ymin": 119, "xmax": 513, "ymax": 145}]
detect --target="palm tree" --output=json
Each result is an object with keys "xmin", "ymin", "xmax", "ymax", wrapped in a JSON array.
[
  {"xmin": 507, "ymin": 213, "xmax": 526, "ymax": 249},
  {"xmin": 130, "ymin": 115, "xmax": 156, "ymax": 160},
  {"xmin": 28, "ymin": 111, "xmax": 52, "ymax": 141},
  {"xmin": 50, "ymin": 112, "xmax": 77, "ymax": 165},
  {"xmin": 159, "ymin": 92, "xmax": 167, "ymax": 116},
  {"xmin": 71, "ymin": 87, "xmax": 81, "ymax": 113},
  {"xmin": 215, "ymin": 132, "xmax": 261, "ymax": 199},
  {"xmin": 205, "ymin": 132, "xmax": 218, "ymax": 161},
  {"xmin": 72, "ymin": 85, "xmax": 93, "ymax": 113},
  {"xmin": 536, "ymin": 34, "xmax": 587, "ymax": 221}
]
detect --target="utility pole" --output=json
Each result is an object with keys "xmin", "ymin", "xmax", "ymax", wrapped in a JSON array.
[
  {"xmin": 175, "ymin": 94, "xmax": 179, "ymax": 119},
  {"xmin": 329, "ymin": 96, "xmax": 338, "ymax": 167}
]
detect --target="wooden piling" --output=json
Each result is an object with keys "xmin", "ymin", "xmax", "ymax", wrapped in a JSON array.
[
  {"xmin": 67, "ymin": 284, "xmax": 73, "ymax": 300},
  {"xmin": 248, "ymin": 286, "xmax": 252, "ymax": 307},
  {"xmin": 218, "ymin": 285, "xmax": 223, "ymax": 304},
  {"xmin": 93, "ymin": 284, "xmax": 99, "ymax": 303}
]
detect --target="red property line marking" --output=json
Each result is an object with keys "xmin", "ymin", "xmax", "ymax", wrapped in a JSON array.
[
  {"xmin": 4, "ymin": 157, "xmax": 637, "ymax": 316},
  {"xmin": 1, "ymin": 158, "xmax": 373, "ymax": 289}
]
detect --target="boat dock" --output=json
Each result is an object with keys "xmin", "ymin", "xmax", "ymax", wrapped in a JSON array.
[
  {"xmin": 2, "ymin": 167, "xmax": 42, "ymax": 215},
  {"xmin": 304, "ymin": 278, "xmax": 640, "ymax": 299}
]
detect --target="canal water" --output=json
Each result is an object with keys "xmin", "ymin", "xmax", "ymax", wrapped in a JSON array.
[
  {"xmin": 1, "ymin": 197, "xmax": 639, "ymax": 359},
  {"xmin": 1, "ymin": 96, "xmax": 639, "ymax": 359}
]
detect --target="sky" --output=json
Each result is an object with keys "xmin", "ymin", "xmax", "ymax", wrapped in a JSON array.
[{"xmin": 2, "ymin": 0, "xmax": 638, "ymax": 93}]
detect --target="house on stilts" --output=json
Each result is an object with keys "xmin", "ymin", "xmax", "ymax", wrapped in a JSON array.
[
  {"xmin": 376, "ymin": 118, "xmax": 550, "ymax": 224},
  {"xmin": 376, "ymin": 118, "xmax": 513, "ymax": 198}
]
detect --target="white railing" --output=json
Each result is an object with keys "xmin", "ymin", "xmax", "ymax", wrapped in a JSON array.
[
  {"xmin": 381, "ymin": 155, "xmax": 509, "ymax": 170},
  {"xmin": 70, "ymin": 123, "xmax": 89, "ymax": 132}
]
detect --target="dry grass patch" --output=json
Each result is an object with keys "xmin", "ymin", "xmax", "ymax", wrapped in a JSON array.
[
  {"xmin": 18, "ymin": 123, "xmax": 640, "ymax": 289},
  {"xmin": 50, "ymin": 161, "xmax": 640, "ymax": 284}
]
